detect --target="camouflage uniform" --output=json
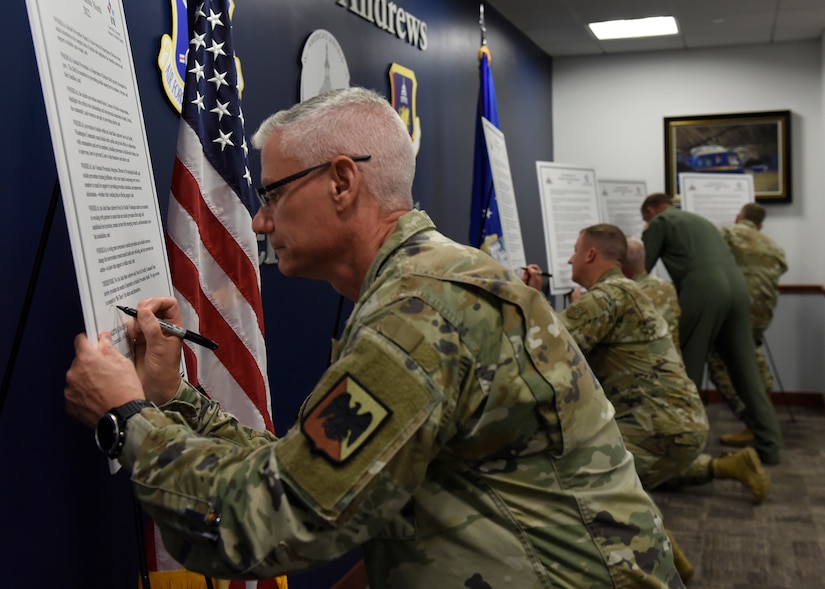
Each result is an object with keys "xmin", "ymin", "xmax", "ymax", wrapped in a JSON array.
[
  {"xmin": 119, "ymin": 211, "xmax": 683, "ymax": 588},
  {"xmin": 633, "ymin": 271, "xmax": 681, "ymax": 350},
  {"xmin": 559, "ymin": 268, "xmax": 711, "ymax": 489},
  {"xmin": 708, "ymin": 220, "xmax": 788, "ymax": 418}
]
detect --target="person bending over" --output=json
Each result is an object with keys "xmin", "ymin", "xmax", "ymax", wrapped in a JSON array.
[{"xmin": 641, "ymin": 194, "xmax": 781, "ymax": 466}]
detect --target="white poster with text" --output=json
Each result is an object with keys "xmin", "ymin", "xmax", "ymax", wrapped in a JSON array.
[
  {"xmin": 27, "ymin": 0, "xmax": 172, "ymax": 354},
  {"xmin": 535, "ymin": 162, "xmax": 601, "ymax": 294},
  {"xmin": 598, "ymin": 178, "xmax": 647, "ymax": 239},
  {"xmin": 481, "ymin": 117, "xmax": 526, "ymax": 272},
  {"xmin": 679, "ymin": 173, "xmax": 754, "ymax": 228}
]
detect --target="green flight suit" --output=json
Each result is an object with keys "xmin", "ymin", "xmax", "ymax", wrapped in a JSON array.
[
  {"xmin": 117, "ymin": 211, "xmax": 682, "ymax": 588},
  {"xmin": 642, "ymin": 206, "xmax": 781, "ymax": 464}
]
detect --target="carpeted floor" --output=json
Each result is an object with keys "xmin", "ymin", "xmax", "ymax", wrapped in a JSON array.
[{"xmin": 651, "ymin": 401, "xmax": 825, "ymax": 589}]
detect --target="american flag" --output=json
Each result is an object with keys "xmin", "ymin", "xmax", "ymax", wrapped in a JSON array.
[
  {"xmin": 155, "ymin": 1, "xmax": 285, "ymax": 588},
  {"xmin": 166, "ymin": 0, "xmax": 272, "ymax": 434}
]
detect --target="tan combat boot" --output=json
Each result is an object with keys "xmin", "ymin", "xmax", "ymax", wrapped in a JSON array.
[
  {"xmin": 712, "ymin": 447, "xmax": 771, "ymax": 504},
  {"xmin": 666, "ymin": 528, "xmax": 694, "ymax": 583},
  {"xmin": 719, "ymin": 427, "xmax": 754, "ymax": 447}
]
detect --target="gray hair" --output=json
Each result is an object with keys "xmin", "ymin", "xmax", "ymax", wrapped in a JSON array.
[
  {"xmin": 251, "ymin": 87, "xmax": 415, "ymax": 211},
  {"xmin": 623, "ymin": 236, "xmax": 646, "ymax": 274}
]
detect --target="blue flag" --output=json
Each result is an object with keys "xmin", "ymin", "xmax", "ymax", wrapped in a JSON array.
[{"xmin": 469, "ymin": 46, "xmax": 507, "ymax": 264}]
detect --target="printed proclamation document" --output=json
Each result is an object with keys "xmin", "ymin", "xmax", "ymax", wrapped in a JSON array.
[{"xmin": 27, "ymin": 0, "xmax": 173, "ymax": 355}]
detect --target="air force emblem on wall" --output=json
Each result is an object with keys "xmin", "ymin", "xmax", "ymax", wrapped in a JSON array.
[
  {"xmin": 389, "ymin": 63, "xmax": 421, "ymax": 156},
  {"xmin": 157, "ymin": 0, "xmax": 245, "ymax": 113},
  {"xmin": 303, "ymin": 374, "xmax": 391, "ymax": 465}
]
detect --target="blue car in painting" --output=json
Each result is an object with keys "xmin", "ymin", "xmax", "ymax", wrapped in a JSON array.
[{"xmin": 679, "ymin": 145, "xmax": 744, "ymax": 173}]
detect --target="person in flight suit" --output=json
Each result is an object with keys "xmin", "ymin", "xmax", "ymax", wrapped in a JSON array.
[
  {"xmin": 64, "ymin": 88, "xmax": 684, "ymax": 589},
  {"xmin": 709, "ymin": 202, "xmax": 787, "ymax": 447},
  {"xmin": 641, "ymin": 193, "xmax": 782, "ymax": 466}
]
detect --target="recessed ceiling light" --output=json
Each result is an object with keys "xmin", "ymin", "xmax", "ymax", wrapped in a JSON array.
[{"xmin": 588, "ymin": 16, "xmax": 679, "ymax": 40}]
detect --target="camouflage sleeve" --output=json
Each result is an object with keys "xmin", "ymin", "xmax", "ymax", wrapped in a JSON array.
[
  {"xmin": 158, "ymin": 379, "xmax": 278, "ymax": 447},
  {"xmin": 120, "ymin": 409, "xmax": 344, "ymax": 578},
  {"xmin": 116, "ymin": 303, "xmax": 457, "ymax": 579},
  {"xmin": 777, "ymin": 247, "xmax": 788, "ymax": 275},
  {"xmin": 559, "ymin": 289, "xmax": 616, "ymax": 353}
]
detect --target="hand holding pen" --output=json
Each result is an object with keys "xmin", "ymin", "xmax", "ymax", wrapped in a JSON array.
[
  {"xmin": 117, "ymin": 305, "xmax": 218, "ymax": 350},
  {"xmin": 117, "ymin": 297, "xmax": 196, "ymax": 406},
  {"xmin": 519, "ymin": 264, "xmax": 551, "ymax": 292},
  {"xmin": 65, "ymin": 298, "xmax": 195, "ymax": 422}
]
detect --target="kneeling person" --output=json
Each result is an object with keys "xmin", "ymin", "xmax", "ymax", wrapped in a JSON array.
[
  {"xmin": 538, "ymin": 225, "xmax": 770, "ymax": 503},
  {"xmin": 554, "ymin": 224, "xmax": 771, "ymax": 580}
]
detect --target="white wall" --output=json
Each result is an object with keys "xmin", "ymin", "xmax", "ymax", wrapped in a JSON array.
[
  {"xmin": 553, "ymin": 40, "xmax": 825, "ymax": 392},
  {"xmin": 553, "ymin": 40, "xmax": 823, "ymax": 284},
  {"xmin": 766, "ymin": 294, "xmax": 825, "ymax": 393}
]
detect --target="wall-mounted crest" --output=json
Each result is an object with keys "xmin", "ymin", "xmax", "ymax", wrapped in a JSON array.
[
  {"xmin": 389, "ymin": 63, "xmax": 421, "ymax": 156},
  {"xmin": 300, "ymin": 30, "xmax": 350, "ymax": 102},
  {"xmin": 157, "ymin": 0, "xmax": 245, "ymax": 113}
]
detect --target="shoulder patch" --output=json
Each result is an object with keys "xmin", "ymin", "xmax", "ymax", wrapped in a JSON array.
[
  {"xmin": 302, "ymin": 374, "xmax": 391, "ymax": 465},
  {"xmin": 276, "ymin": 325, "xmax": 440, "ymax": 523},
  {"xmin": 565, "ymin": 301, "xmax": 587, "ymax": 320}
]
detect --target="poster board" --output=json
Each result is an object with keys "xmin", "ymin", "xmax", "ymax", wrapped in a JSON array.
[
  {"xmin": 598, "ymin": 178, "xmax": 647, "ymax": 239},
  {"xmin": 679, "ymin": 172, "xmax": 754, "ymax": 228},
  {"xmin": 27, "ymin": 0, "xmax": 173, "ymax": 355},
  {"xmin": 535, "ymin": 162, "xmax": 601, "ymax": 294},
  {"xmin": 480, "ymin": 117, "xmax": 526, "ymax": 271}
]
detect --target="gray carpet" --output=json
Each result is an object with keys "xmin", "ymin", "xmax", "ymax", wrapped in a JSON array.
[{"xmin": 651, "ymin": 401, "xmax": 825, "ymax": 589}]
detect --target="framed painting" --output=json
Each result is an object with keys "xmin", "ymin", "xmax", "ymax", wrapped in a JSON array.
[{"xmin": 664, "ymin": 110, "xmax": 791, "ymax": 203}]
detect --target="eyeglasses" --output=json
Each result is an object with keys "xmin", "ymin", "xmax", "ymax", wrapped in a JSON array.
[{"xmin": 255, "ymin": 155, "xmax": 372, "ymax": 208}]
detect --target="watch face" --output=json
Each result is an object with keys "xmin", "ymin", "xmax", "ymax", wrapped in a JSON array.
[{"xmin": 95, "ymin": 413, "xmax": 119, "ymax": 456}]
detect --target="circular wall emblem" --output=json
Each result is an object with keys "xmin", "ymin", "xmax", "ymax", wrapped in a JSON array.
[{"xmin": 300, "ymin": 30, "xmax": 350, "ymax": 102}]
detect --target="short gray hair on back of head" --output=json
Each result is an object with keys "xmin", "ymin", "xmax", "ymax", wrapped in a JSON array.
[
  {"xmin": 251, "ymin": 87, "xmax": 415, "ymax": 211},
  {"xmin": 623, "ymin": 236, "xmax": 646, "ymax": 274}
]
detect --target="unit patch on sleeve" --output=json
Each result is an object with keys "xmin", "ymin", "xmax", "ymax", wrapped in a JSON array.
[
  {"xmin": 565, "ymin": 301, "xmax": 587, "ymax": 320},
  {"xmin": 302, "ymin": 374, "xmax": 391, "ymax": 465}
]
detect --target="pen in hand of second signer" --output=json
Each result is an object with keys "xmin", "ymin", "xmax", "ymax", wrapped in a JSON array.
[{"xmin": 116, "ymin": 305, "xmax": 219, "ymax": 350}]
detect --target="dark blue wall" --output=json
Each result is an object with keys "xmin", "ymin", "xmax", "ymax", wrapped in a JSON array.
[{"xmin": 0, "ymin": 0, "xmax": 553, "ymax": 587}]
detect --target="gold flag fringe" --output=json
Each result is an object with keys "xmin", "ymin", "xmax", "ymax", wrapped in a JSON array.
[{"xmin": 140, "ymin": 570, "xmax": 289, "ymax": 589}]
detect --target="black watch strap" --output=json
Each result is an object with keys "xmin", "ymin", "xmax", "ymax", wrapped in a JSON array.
[
  {"xmin": 95, "ymin": 399, "xmax": 155, "ymax": 459},
  {"xmin": 112, "ymin": 399, "xmax": 155, "ymax": 422}
]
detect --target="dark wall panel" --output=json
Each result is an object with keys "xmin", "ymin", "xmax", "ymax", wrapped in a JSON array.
[{"xmin": 0, "ymin": 1, "xmax": 552, "ymax": 587}]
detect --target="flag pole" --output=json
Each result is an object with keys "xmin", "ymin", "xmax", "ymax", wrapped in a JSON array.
[
  {"xmin": 132, "ymin": 491, "xmax": 152, "ymax": 589},
  {"xmin": 479, "ymin": 4, "xmax": 486, "ymax": 47},
  {"xmin": 475, "ymin": 3, "xmax": 494, "ymax": 248}
]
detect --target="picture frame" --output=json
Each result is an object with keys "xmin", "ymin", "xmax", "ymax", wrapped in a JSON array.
[{"xmin": 664, "ymin": 110, "xmax": 791, "ymax": 203}]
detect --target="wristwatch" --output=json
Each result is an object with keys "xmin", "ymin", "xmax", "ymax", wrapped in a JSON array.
[{"xmin": 95, "ymin": 399, "xmax": 155, "ymax": 459}]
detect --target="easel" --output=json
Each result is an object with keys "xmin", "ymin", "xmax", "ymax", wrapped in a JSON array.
[
  {"xmin": 701, "ymin": 336, "xmax": 795, "ymax": 423},
  {"xmin": 0, "ymin": 178, "xmax": 155, "ymax": 589},
  {"xmin": 764, "ymin": 336, "xmax": 795, "ymax": 422},
  {"xmin": 0, "ymin": 178, "xmax": 60, "ymax": 420}
]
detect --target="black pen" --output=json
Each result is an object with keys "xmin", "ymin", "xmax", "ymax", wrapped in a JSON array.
[
  {"xmin": 518, "ymin": 267, "xmax": 553, "ymax": 277},
  {"xmin": 116, "ymin": 305, "xmax": 219, "ymax": 350}
]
